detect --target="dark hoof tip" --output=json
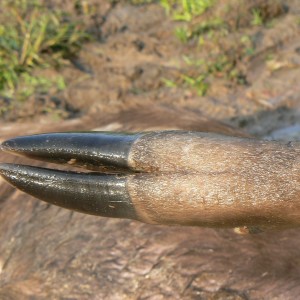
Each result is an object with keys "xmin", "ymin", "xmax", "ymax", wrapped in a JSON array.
[{"xmin": 0, "ymin": 163, "xmax": 16, "ymax": 176}]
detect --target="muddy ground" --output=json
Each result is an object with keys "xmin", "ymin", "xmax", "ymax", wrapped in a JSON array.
[
  {"xmin": 1, "ymin": 0, "xmax": 300, "ymax": 139},
  {"xmin": 2, "ymin": 0, "xmax": 300, "ymax": 299}
]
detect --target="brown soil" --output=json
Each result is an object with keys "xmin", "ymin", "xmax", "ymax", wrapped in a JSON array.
[{"xmin": 1, "ymin": 0, "xmax": 300, "ymax": 137}]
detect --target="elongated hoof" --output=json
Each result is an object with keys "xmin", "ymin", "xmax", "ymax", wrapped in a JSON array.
[{"xmin": 1, "ymin": 131, "xmax": 300, "ymax": 231}]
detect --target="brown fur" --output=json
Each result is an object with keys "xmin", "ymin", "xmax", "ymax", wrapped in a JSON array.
[
  {"xmin": 1, "ymin": 104, "xmax": 300, "ymax": 299},
  {"xmin": 128, "ymin": 132, "xmax": 300, "ymax": 229}
]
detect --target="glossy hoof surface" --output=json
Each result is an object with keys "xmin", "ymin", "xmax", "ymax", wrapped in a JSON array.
[{"xmin": 2, "ymin": 131, "xmax": 300, "ymax": 230}]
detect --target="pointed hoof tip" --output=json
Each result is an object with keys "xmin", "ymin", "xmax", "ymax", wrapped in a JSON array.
[
  {"xmin": 0, "ymin": 163, "xmax": 19, "ymax": 182},
  {"xmin": 0, "ymin": 163, "xmax": 17, "ymax": 175},
  {"xmin": 0, "ymin": 139, "xmax": 16, "ymax": 153}
]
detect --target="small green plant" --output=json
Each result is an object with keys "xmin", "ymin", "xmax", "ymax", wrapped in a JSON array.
[
  {"xmin": 161, "ymin": 78, "xmax": 178, "ymax": 88},
  {"xmin": 160, "ymin": 0, "xmax": 214, "ymax": 21},
  {"xmin": 175, "ymin": 26, "xmax": 190, "ymax": 43},
  {"xmin": 161, "ymin": 0, "xmax": 261, "ymax": 95},
  {"xmin": 251, "ymin": 8, "xmax": 264, "ymax": 26},
  {"xmin": 0, "ymin": 0, "xmax": 89, "ymax": 99},
  {"xmin": 11, "ymin": 74, "xmax": 66, "ymax": 101},
  {"xmin": 181, "ymin": 74, "xmax": 209, "ymax": 96}
]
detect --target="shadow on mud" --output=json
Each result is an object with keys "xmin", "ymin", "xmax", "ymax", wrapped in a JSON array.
[{"xmin": 226, "ymin": 104, "xmax": 300, "ymax": 140}]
